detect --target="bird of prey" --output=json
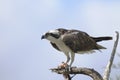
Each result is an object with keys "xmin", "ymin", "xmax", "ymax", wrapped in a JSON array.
[{"xmin": 41, "ymin": 28, "xmax": 112, "ymax": 67}]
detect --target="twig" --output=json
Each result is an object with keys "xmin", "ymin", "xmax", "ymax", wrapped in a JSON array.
[
  {"xmin": 63, "ymin": 73, "xmax": 71, "ymax": 80},
  {"xmin": 103, "ymin": 31, "xmax": 119, "ymax": 80},
  {"xmin": 71, "ymin": 74, "xmax": 76, "ymax": 79}
]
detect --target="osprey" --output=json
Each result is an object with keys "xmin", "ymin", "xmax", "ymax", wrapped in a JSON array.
[{"xmin": 41, "ymin": 28, "xmax": 112, "ymax": 67}]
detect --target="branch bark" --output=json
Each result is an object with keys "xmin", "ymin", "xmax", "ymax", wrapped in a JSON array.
[
  {"xmin": 103, "ymin": 31, "xmax": 119, "ymax": 80},
  {"xmin": 50, "ymin": 67, "xmax": 103, "ymax": 80}
]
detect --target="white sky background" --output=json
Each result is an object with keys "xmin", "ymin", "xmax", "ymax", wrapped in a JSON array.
[{"xmin": 0, "ymin": 0, "xmax": 120, "ymax": 80}]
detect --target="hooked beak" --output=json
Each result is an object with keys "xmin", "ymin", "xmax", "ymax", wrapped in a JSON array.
[{"xmin": 41, "ymin": 35, "xmax": 45, "ymax": 40}]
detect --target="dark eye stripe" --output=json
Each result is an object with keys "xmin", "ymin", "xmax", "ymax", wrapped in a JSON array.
[{"xmin": 50, "ymin": 33, "xmax": 60, "ymax": 39}]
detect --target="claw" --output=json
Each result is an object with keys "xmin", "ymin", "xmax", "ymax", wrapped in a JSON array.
[
  {"xmin": 58, "ymin": 62, "xmax": 72, "ymax": 71},
  {"xmin": 58, "ymin": 62, "xmax": 69, "ymax": 70}
]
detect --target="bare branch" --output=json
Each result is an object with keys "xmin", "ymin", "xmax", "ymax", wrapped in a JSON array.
[
  {"xmin": 103, "ymin": 31, "xmax": 119, "ymax": 80},
  {"xmin": 50, "ymin": 67, "xmax": 103, "ymax": 80}
]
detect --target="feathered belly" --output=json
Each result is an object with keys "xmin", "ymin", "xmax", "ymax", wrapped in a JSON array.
[{"xmin": 77, "ymin": 50, "xmax": 96, "ymax": 54}]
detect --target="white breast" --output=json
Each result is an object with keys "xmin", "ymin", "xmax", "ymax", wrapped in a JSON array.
[
  {"xmin": 46, "ymin": 35, "xmax": 71, "ymax": 53},
  {"xmin": 55, "ymin": 39, "xmax": 71, "ymax": 53},
  {"xmin": 47, "ymin": 36, "xmax": 72, "ymax": 53}
]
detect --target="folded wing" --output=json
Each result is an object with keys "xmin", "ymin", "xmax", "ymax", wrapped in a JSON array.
[{"xmin": 62, "ymin": 30, "xmax": 104, "ymax": 53}]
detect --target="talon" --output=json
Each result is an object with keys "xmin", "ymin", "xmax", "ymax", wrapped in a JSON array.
[{"xmin": 58, "ymin": 62, "xmax": 69, "ymax": 69}]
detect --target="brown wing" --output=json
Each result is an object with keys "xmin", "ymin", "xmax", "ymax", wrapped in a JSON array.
[
  {"xmin": 50, "ymin": 42, "xmax": 61, "ymax": 51},
  {"xmin": 62, "ymin": 30, "xmax": 99, "ymax": 53}
]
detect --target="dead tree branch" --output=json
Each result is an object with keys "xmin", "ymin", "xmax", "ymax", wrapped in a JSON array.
[
  {"xmin": 50, "ymin": 67, "xmax": 103, "ymax": 80},
  {"xmin": 103, "ymin": 31, "xmax": 119, "ymax": 80}
]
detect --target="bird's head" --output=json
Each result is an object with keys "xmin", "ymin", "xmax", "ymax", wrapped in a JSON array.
[{"xmin": 41, "ymin": 29, "xmax": 60, "ymax": 42}]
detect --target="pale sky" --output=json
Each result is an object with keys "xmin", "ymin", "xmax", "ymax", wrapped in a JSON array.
[{"xmin": 0, "ymin": 0, "xmax": 120, "ymax": 80}]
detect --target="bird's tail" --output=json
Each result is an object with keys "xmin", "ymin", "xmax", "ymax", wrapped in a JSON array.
[
  {"xmin": 92, "ymin": 36, "xmax": 112, "ymax": 42},
  {"xmin": 96, "ymin": 44, "xmax": 106, "ymax": 49}
]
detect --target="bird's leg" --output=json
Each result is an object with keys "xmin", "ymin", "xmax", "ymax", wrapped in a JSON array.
[
  {"xmin": 64, "ymin": 52, "xmax": 70, "ymax": 64},
  {"xmin": 62, "ymin": 53, "xmax": 70, "ymax": 71},
  {"xmin": 65, "ymin": 52, "xmax": 75, "ymax": 71},
  {"xmin": 58, "ymin": 53, "xmax": 70, "ymax": 69},
  {"xmin": 62, "ymin": 52, "xmax": 75, "ymax": 71},
  {"xmin": 69, "ymin": 52, "xmax": 75, "ymax": 68}
]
